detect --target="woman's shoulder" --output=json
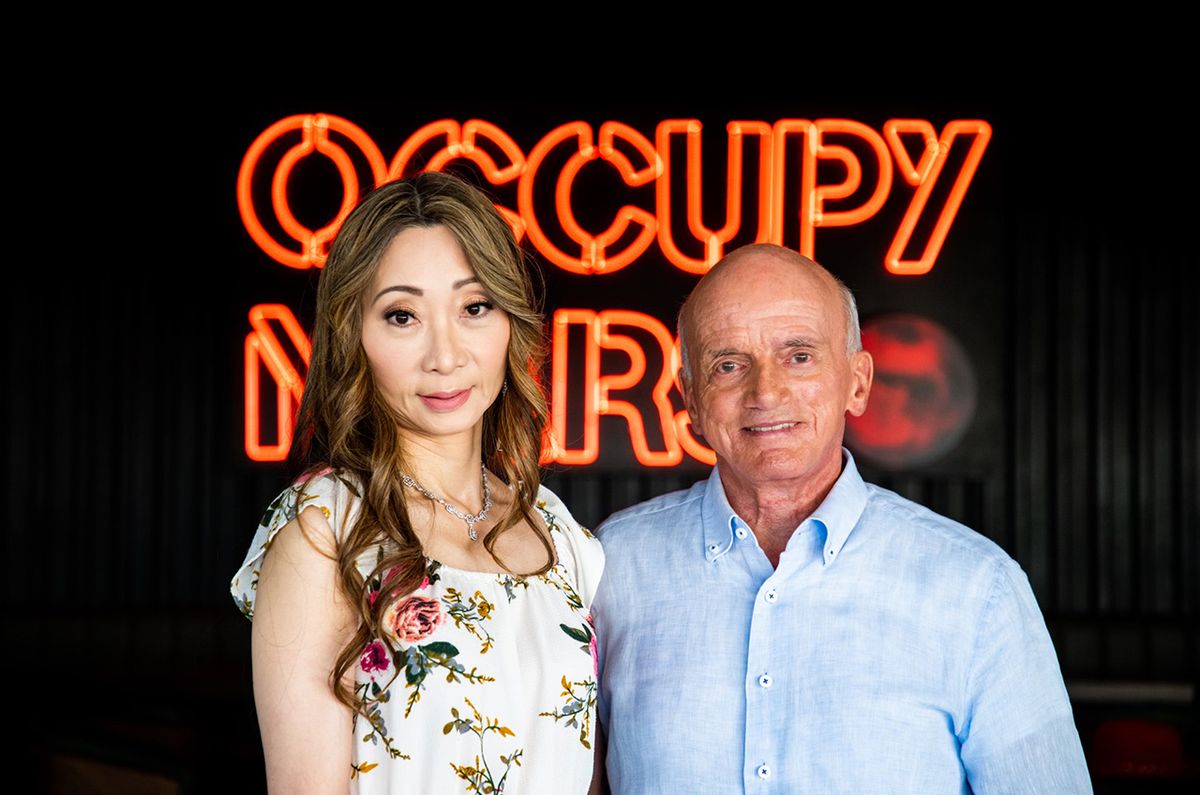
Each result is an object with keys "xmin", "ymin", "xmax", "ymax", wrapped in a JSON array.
[
  {"xmin": 290, "ymin": 466, "xmax": 363, "ymax": 521},
  {"xmin": 535, "ymin": 484, "xmax": 605, "ymax": 610},
  {"xmin": 230, "ymin": 466, "xmax": 363, "ymax": 620}
]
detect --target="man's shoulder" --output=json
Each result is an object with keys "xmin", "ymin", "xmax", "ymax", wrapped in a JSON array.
[
  {"xmin": 595, "ymin": 478, "xmax": 708, "ymax": 540},
  {"xmin": 862, "ymin": 481, "xmax": 1014, "ymax": 566}
]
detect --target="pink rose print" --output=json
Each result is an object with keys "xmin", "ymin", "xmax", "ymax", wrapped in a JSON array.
[
  {"xmin": 590, "ymin": 635, "xmax": 598, "ymax": 679},
  {"xmin": 360, "ymin": 640, "xmax": 390, "ymax": 673},
  {"xmin": 388, "ymin": 595, "xmax": 444, "ymax": 644},
  {"xmin": 370, "ymin": 569, "xmax": 431, "ymax": 607}
]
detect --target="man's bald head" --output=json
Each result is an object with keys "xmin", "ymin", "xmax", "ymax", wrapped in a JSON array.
[{"xmin": 677, "ymin": 244, "xmax": 862, "ymax": 383}]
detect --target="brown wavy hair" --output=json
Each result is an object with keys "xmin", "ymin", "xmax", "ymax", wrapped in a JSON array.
[{"xmin": 287, "ymin": 170, "xmax": 552, "ymax": 712}]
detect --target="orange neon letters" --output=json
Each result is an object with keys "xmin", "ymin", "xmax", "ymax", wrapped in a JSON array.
[
  {"xmin": 237, "ymin": 114, "xmax": 388, "ymax": 270},
  {"xmin": 883, "ymin": 120, "xmax": 993, "ymax": 275},
  {"xmin": 244, "ymin": 304, "xmax": 716, "ymax": 466},
  {"xmin": 239, "ymin": 115, "xmax": 988, "ymax": 276},
  {"xmin": 519, "ymin": 122, "xmax": 660, "ymax": 275},
  {"xmin": 389, "ymin": 120, "xmax": 528, "ymax": 241},
  {"xmin": 548, "ymin": 310, "xmax": 695, "ymax": 466},
  {"xmin": 769, "ymin": 119, "xmax": 894, "ymax": 258},
  {"xmin": 240, "ymin": 114, "xmax": 991, "ymax": 466},
  {"xmin": 655, "ymin": 120, "xmax": 774, "ymax": 274},
  {"xmin": 243, "ymin": 304, "xmax": 313, "ymax": 462}
]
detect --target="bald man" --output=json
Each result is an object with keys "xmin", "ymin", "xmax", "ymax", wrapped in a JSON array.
[{"xmin": 591, "ymin": 245, "xmax": 1091, "ymax": 794}]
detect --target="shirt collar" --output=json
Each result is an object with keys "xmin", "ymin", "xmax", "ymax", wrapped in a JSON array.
[
  {"xmin": 700, "ymin": 447, "xmax": 869, "ymax": 565},
  {"xmin": 809, "ymin": 448, "xmax": 869, "ymax": 566},
  {"xmin": 701, "ymin": 464, "xmax": 742, "ymax": 561}
]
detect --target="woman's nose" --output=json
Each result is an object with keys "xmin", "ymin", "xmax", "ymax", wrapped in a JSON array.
[{"xmin": 422, "ymin": 321, "xmax": 468, "ymax": 373}]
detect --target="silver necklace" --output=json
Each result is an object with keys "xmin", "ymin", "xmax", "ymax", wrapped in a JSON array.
[{"xmin": 400, "ymin": 462, "xmax": 492, "ymax": 541}]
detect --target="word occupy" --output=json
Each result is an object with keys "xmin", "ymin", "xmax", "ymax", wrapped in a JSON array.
[{"xmin": 238, "ymin": 115, "xmax": 991, "ymax": 277}]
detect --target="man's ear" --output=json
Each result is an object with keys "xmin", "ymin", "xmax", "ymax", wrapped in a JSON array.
[
  {"xmin": 846, "ymin": 349, "xmax": 873, "ymax": 418},
  {"xmin": 679, "ymin": 368, "xmax": 705, "ymax": 438}
]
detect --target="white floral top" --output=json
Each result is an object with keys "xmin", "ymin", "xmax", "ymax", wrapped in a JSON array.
[{"xmin": 230, "ymin": 469, "xmax": 605, "ymax": 794}]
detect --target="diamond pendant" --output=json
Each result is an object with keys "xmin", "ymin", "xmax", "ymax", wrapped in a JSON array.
[{"xmin": 467, "ymin": 522, "xmax": 478, "ymax": 542}]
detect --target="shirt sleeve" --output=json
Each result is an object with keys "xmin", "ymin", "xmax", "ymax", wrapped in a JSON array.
[
  {"xmin": 537, "ymin": 486, "xmax": 605, "ymax": 612},
  {"xmin": 959, "ymin": 558, "xmax": 1094, "ymax": 794},
  {"xmin": 228, "ymin": 467, "xmax": 358, "ymax": 621}
]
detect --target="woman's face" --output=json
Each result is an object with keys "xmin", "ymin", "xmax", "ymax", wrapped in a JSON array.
[{"xmin": 361, "ymin": 225, "xmax": 510, "ymax": 445}]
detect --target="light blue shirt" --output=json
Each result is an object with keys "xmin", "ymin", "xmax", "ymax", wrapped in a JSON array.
[{"xmin": 593, "ymin": 450, "xmax": 1091, "ymax": 794}]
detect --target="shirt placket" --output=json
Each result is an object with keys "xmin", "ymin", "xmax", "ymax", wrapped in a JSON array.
[{"xmin": 742, "ymin": 518, "xmax": 824, "ymax": 793}]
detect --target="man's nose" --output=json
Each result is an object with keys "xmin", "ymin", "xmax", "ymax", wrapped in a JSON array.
[
  {"xmin": 747, "ymin": 360, "xmax": 787, "ymax": 408},
  {"xmin": 422, "ymin": 320, "xmax": 468, "ymax": 373}
]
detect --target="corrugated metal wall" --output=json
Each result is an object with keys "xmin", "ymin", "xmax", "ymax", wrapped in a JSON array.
[{"xmin": 4, "ymin": 210, "xmax": 1195, "ymax": 686}]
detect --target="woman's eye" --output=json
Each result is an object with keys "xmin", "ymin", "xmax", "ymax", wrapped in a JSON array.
[
  {"xmin": 385, "ymin": 309, "xmax": 414, "ymax": 326},
  {"xmin": 465, "ymin": 301, "xmax": 494, "ymax": 318}
]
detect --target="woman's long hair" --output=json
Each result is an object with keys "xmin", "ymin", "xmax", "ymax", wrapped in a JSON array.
[{"xmin": 287, "ymin": 170, "xmax": 552, "ymax": 712}]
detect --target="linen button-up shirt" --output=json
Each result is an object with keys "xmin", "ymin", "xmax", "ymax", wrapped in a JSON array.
[{"xmin": 592, "ymin": 450, "xmax": 1091, "ymax": 794}]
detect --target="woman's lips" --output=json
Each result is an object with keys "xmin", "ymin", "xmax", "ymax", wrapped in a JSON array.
[{"xmin": 418, "ymin": 388, "xmax": 471, "ymax": 412}]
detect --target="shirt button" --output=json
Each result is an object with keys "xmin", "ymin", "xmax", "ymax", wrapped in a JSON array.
[
  {"xmin": 756, "ymin": 764, "xmax": 771, "ymax": 779},
  {"xmin": 764, "ymin": 589, "xmax": 778, "ymax": 604},
  {"xmin": 758, "ymin": 673, "xmax": 773, "ymax": 688},
  {"xmin": 735, "ymin": 527, "xmax": 748, "ymax": 540},
  {"xmin": 707, "ymin": 543, "xmax": 720, "ymax": 554}
]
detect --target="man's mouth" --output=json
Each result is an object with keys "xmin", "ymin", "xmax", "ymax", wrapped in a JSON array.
[{"xmin": 745, "ymin": 421, "xmax": 798, "ymax": 433}]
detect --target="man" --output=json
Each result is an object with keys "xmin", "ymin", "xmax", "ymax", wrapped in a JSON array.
[{"xmin": 591, "ymin": 244, "xmax": 1091, "ymax": 793}]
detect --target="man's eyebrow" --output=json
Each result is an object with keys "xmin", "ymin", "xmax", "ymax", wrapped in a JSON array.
[
  {"xmin": 705, "ymin": 348, "xmax": 742, "ymax": 360},
  {"xmin": 371, "ymin": 277, "xmax": 480, "ymax": 305},
  {"xmin": 782, "ymin": 337, "xmax": 820, "ymax": 348}
]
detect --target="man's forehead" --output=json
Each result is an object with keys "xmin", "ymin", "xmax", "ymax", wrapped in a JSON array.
[{"xmin": 694, "ymin": 313, "xmax": 831, "ymax": 352}]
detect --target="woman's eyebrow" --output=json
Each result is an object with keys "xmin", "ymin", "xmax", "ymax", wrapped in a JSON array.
[
  {"xmin": 371, "ymin": 277, "xmax": 481, "ymax": 305},
  {"xmin": 372, "ymin": 284, "xmax": 422, "ymax": 303}
]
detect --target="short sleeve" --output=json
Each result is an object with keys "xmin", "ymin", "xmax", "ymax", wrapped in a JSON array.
[
  {"xmin": 537, "ymin": 485, "xmax": 605, "ymax": 612},
  {"xmin": 228, "ymin": 467, "xmax": 362, "ymax": 621}
]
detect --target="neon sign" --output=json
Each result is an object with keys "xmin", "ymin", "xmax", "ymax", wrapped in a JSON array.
[{"xmin": 240, "ymin": 114, "xmax": 991, "ymax": 465}]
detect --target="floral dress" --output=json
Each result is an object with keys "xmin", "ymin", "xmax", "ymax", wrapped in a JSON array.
[{"xmin": 230, "ymin": 469, "xmax": 605, "ymax": 794}]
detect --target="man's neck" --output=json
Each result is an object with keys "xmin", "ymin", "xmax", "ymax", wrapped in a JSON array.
[{"xmin": 719, "ymin": 454, "xmax": 844, "ymax": 566}]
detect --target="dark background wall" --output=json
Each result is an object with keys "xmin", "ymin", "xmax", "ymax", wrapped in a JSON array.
[{"xmin": 6, "ymin": 40, "xmax": 1195, "ymax": 792}]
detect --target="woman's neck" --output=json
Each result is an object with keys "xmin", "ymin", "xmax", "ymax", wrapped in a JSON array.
[{"xmin": 398, "ymin": 431, "xmax": 488, "ymax": 508}]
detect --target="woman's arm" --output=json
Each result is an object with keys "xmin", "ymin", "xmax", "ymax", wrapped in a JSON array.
[
  {"xmin": 589, "ymin": 721, "xmax": 608, "ymax": 795},
  {"xmin": 251, "ymin": 505, "xmax": 357, "ymax": 793}
]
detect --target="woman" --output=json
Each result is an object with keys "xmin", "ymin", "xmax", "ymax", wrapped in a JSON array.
[{"xmin": 230, "ymin": 171, "xmax": 605, "ymax": 793}]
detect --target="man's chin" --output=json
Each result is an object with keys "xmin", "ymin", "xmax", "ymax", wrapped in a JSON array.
[{"xmin": 719, "ymin": 444, "xmax": 841, "ymax": 487}]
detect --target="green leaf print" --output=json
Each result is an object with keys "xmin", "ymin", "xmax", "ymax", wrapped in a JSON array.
[
  {"xmin": 353, "ymin": 681, "xmax": 411, "ymax": 761},
  {"xmin": 447, "ymin": 698, "xmax": 523, "ymax": 793},
  {"xmin": 400, "ymin": 641, "xmax": 494, "ymax": 717},
  {"xmin": 422, "ymin": 641, "xmax": 459, "ymax": 657},
  {"xmin": 258, "ymin": 488, "xmax": 291, "ymax": 527},
  {"xmin": 539, "ymin": 675, "xmax": 598, "ymax": 750},
  {"xmin": 442, "ymin": 588, "xmax": 498, "ymax": 654},
  {"xmin": 560, "ymin": 623, "xmax": 592, "ymax": 644}
]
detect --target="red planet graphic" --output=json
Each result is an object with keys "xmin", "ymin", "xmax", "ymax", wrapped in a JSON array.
[{"xmin": 845, "ymin": 314, "xmax": 977, "ymax": 469}]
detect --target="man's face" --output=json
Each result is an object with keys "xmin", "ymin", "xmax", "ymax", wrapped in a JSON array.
[{"xmin": 681, "ymin": 251, "xmax": 873, "ymax": 494}]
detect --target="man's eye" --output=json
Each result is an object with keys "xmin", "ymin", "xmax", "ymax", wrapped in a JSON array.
[
  {"xmin": 716, "ymin": 361, "xmax": 738, "ymax": 374},
  {"xmin": 791, "ymin": 352, "xmax": 811, "ymax": 363},
  {"xmin": 465, "ymin": 301, "xmax": 494, "ymax": 317}
]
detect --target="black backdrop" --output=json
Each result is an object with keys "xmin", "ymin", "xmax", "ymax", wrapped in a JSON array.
[{"xmin": 6, "ymin": 42, "xmax": 1196, "ymax": 792}]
